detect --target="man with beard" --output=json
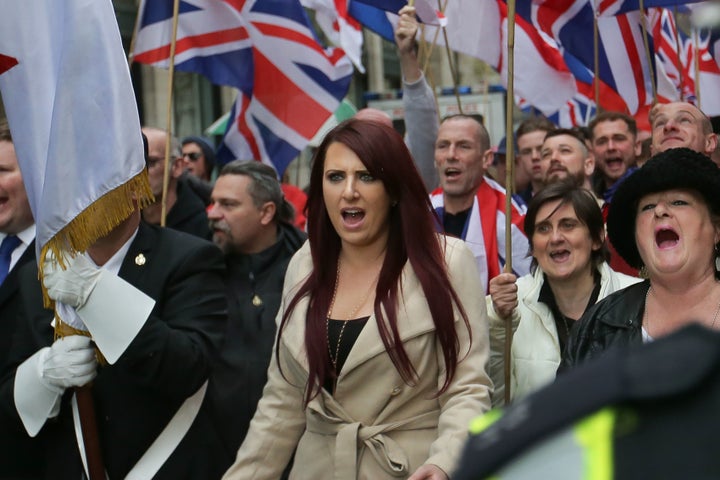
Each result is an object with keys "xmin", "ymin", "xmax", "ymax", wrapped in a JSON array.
[
  {"xmin": 2, "ymin": 207, "xmax": 228, "ymax": 479},
  {"xmin": 539, "ymin": 129, "xmax": 596, "ymax": 192},
  {"xmin": 204, "ymin": 160, "xmax": 306, "ymax": 471}
]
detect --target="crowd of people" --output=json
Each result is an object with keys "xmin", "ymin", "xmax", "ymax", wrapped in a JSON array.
[{"xmin": 2, "ymin": 4, "xmax": 720, "ymax": 480}]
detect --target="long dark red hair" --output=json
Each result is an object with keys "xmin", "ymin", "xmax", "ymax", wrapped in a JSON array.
[{"xmin": 276, "ymin": 118, "xmax": 471, "ymax": 404}]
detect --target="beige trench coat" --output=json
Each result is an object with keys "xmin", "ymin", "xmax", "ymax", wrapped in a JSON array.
[{"xmin": 223, "ymin": 236, "xmax": 492, "ymax": 480}]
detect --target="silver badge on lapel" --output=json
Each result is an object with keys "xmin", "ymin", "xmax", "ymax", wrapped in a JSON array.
[{"xmin": 135, "ymin": 253, "xmax": 146, "ymax": 266}]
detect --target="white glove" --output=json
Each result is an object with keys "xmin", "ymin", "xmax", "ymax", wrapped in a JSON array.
[
  {"xmin": 39, "ymin": 335, "xmax": 98, "ymax": 391},
  {"xmin": 43, "ymin": 252, "xmax": 103, "ymax": 308}
]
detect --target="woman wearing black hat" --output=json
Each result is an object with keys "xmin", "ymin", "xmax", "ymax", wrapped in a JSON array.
[{"xmin": 563, "ymin": 148, "xmax": 720, "ymax": 368}]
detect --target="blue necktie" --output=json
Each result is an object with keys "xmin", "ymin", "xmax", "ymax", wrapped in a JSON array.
[{"xmin": 0, "ymin": 235, "xmax": 21, "ymax": 285}]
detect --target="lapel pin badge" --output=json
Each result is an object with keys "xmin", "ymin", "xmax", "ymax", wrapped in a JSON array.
[{"xmin": 135, "ymin": 253, "xmax": 146, "ymax": 266}]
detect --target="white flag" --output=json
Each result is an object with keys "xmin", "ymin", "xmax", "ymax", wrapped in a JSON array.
[{"xmin": 0, "ymin": 0, "xmax": 152, "ymax": 263}]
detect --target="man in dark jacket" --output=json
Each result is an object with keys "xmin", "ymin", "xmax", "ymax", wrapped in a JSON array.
[
  {"xmin": 0, "ymin": 119, "xmax": 39, "ymax": 479},
  {"xmin": 205, "ymin": 160, "xmax": 306, "ymax": 468},
  {"xmin": 0, "ymin": 209, "xmax": 228, "ymax": 479},
  {"xmin": 141, "ymin": 126, "xmax": 212, "ymax": 240}
]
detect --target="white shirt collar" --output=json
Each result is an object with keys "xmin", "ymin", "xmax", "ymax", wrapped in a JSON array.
[{"xmin": 85, "ymin": 227, "xmax": 139, "ymax": 275}]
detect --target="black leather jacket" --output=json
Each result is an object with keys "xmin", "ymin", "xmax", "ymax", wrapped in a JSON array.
[{"xmin": 561, "ymin": 280, "xmax": 650, "ymax": 370}]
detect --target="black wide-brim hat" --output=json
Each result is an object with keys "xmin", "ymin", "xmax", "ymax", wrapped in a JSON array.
[{"xmin": 608, "ymin": 147, "xmax": 720, "ymax": 269}]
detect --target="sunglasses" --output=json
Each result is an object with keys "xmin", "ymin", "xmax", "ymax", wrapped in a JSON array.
[{"xmin": 182, "ymin": 152, "xmax": 203, "ymax": 161}]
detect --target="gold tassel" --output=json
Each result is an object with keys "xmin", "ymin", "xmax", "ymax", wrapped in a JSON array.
[
  {"xmin": 39, "ymin": 170, "xmax": 154, "ymax": 311},
  {"xmin": 54, "ymin": 315, "xmax": 107, "ymax": 366}
]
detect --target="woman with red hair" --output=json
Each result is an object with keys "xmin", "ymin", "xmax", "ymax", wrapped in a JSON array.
[{"xmin": 223, "ymin": 119, "xmax": 492, "ymax": 480}]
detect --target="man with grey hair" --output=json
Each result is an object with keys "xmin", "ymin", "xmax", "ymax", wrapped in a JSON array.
[
  {"xmin": 204, "ymin": 160, "xmax": 306, "ymax": 472},
  {"xmin": 141, "ymin": 126, "xmax": 211, "ymax": 239}
]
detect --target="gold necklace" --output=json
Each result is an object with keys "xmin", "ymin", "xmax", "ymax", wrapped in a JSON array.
[
  {"xmin": 326, "ymin": 260, "xmax": 377, "ymax": 372},
  {"xmin": 644, "ymin": 286, "xmax": 720, "ymax": 335}
]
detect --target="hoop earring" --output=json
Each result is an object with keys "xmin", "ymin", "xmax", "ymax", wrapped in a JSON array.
[
  {"xmin": 715, "ymin": 244, "xmax": 720, "ymax": 273},
  {"xmin": 639, "ymin": 265, "xmax": 649, "ymax": 279}
]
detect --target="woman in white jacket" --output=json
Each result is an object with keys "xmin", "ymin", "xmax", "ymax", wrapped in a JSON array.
[{"xmin": 488, "ymin": 181, "xmax": 640, "ymax": 406}]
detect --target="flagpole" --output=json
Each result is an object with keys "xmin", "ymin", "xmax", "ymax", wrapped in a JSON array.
[
  {"xmin": 436, "ymin": 0, "xmax": 463, "ymax": 113},
  {"xmin": 417, "ymin": 19, "xmax": 442, "ymax": 123},
  {"xmin": 127, "ymin": 0, "xmax": 143, "ymax": 67},
  {"xmin": 593, "ymin": 1, "xmax": 600, "ymax": 110},
  {"xmin": 161, "ymin": 0, "xmax": 182, "ymax": 227},
  {"xmin": 76, "ymin": 384, "xmax": 105, "ymax": 480},
  {"xmin": 694, "ymin": 28, "xmax": 701, "ymax": 109},
  {"xmin": 672, "ymin": 7, "xmax": 684, "ymax": 97},
  {"xmin": 416, "ymin": 0, "xmax": 445, "ymax": 123},
  {"xmin": 638, "ymin": 0, "xmax": 657, "ymax": 102},
  {"xmin": 503, "ymin": 0, "xmax": 517, "ymax": 407}
]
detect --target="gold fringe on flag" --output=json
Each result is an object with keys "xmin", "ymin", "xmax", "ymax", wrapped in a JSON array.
[
  {"xmin": 54, "ymin": 316, "xmax": 108, "ymax": 366},
  {"xmin": 40, "ymin": 170, "xmax": 154, "ymax": 309}
]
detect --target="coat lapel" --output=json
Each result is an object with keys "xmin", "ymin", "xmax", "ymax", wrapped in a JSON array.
[
  {"xmin": 281, "ymin": 255, "xmax": 438, "ymax": 379},
  {"xmin": 341, "ymin": 263, "xmax": 436, "ymax": 376},
  {"xmin": 118, "ymin": 223, "xmax": 155, "ymax": 286}
]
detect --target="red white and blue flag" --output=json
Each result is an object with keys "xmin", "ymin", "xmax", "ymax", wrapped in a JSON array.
[
  {"xmin": 596, "ymin": 0, "xmax": 700, "ymax": 17},
  {"xmin": 650, "ymin": 8, "xmax": 691, "ymax": 104},
  {"xmin": 300, "ymin": 0, "xmax": 365, "ymax": 71},
  {"xmin": 679, "ymin": 28, "xmax": 720, "ymax": 115},
  {"xmin": 528, "ymin": 0, "xmax": 655, "ymax": 117},
  {"xmin": 133, "ymin": 0, "xmax": 353, "ymax": 175},
  {"xmin": 350, "ymin": 0, "xmax": 446, "ymax": 26}
]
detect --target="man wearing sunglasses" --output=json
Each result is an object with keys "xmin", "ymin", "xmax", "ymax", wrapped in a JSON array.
[{"xmin": 181, "ymin": 136, "xmax": 216, "ymax": 182}]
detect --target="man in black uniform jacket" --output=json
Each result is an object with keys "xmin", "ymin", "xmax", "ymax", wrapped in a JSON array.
[{"xmin": 0, "ymin": 208, "xmax": 228, "ymax": 479}]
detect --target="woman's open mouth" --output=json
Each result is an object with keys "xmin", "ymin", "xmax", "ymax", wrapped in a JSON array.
[{"xmin": 655, "ymin": 227, "xmax": 679, "ymax": 249}]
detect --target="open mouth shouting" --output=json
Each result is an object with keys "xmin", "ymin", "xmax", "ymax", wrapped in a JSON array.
[
  {"xmin": 655, "ymin": 227, "xmax": 679, "ymax": 249},
  {"xmin": 604, "ymin": 157, "xmax": 624, "ymax": 173},
  {"xmin": 549, "ymin": 249, "xmax": 571, "ymax": 262},
  {"xmin": 443, "ymin": 167, "xmax": 462, "ymax": 181},
  {"xmin": 342, "ymin": 208, "xmax": 365, "ymax": 227}
]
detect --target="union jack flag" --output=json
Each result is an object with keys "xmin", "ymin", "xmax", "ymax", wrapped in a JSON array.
[
  {"xmin": 350, "ymin": 0, "xmax": 445, "ymax": 26},
  {"xmin": 300, "ymin": 0, "xmax": 364, "ymax": 72},
  {"xmin": 528, "ymin": 1, "xmax": 654, "ymax": 117},
  {"xmin": 347, "ymin": 1, "xmax": 395, "ymax": 41},
  {"xmin": 649, "ymin": 8, "xmax": 720, "ymax": 115},
  {"xmin": 679, "ymin": 28, "xmax": 720, "ymax": 115},
  {"xmin": 133, "ymin": 0, "xmax": 353, "ymax": 176},
  {"xmin": 650, "ymin": 8, "xmax": 687, "ymax": 102},
  {"xmin": 596, "ymin": 0, "xmax": 700, "ymax": 17}
]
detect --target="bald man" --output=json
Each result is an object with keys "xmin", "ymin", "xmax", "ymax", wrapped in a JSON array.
[
  {"xmin": 649, "ymin": 102, "xmax": 718, "ymax": 156},
  {"xmin": 354, "ymin": 108, "xmax": 393, "ymax": 127}
]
